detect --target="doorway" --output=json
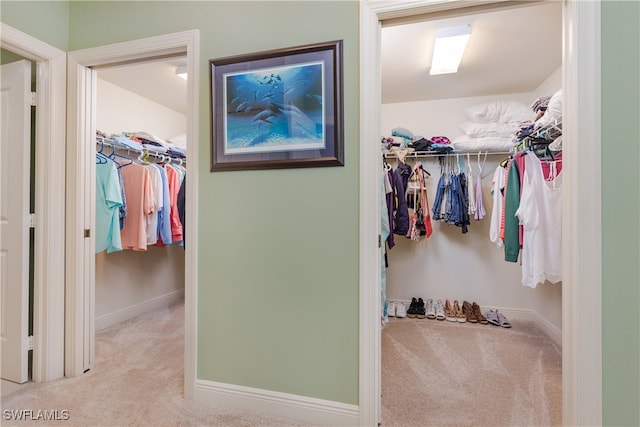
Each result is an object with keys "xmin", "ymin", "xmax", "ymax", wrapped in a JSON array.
[
  {"xmin": 1, "ymin": 55, "xmax": 34, "ymax": 387},
  {"xmin": 65, "ymin": 30, "xmax": 199, "ymax": 398},
  {"xmin": 359, "ymin": 1, "xmax": 603, "ymax": 425},
  {"xmin": 91, "ymin": 57, "xmax": 187, "ymax": 357},
  {"xmin": 0, "ymin": 23, "xmax": 66, "ymax": 385},
  {"xmin": 379, "ymin": 2, "xmax": 562, "ymax": 424}
]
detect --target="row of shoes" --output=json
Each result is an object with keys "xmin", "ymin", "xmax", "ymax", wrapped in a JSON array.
[{"xmin": 388, "ymin": 298, "xmax": 511, "ymax": 327}]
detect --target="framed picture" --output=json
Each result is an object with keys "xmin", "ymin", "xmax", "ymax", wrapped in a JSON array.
[{"xmin": 210, "ymin": 40, "xmax": 344, "ymax": 171}]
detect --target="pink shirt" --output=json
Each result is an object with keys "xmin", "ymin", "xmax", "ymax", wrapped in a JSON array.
[
  {"xmin": 120, "ymin": 163, "xmax": 154, "ymax": 251},
  {"xmin": 165, "ymin": 165, "xmax": 183, "ymax": 243}
]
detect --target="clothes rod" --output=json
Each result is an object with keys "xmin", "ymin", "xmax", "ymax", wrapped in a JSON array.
[
  {"xmin": 383, "ymin": 150, "xmax": 514, "ymax": 159},
  {"xmin": 97, "ymin": 140, "xmax": 186, "ymax": 165}
]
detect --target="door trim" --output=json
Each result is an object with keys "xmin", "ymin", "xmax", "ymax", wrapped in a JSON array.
[
  {"xmin": 0, "ymin": 23, "xmax": 66, "ymax": 382},
  {"xmin": 66, "ymin": 30, "xmax": 200, "ymax": 398},
  {"xmin": 359, "ymin": 1, "xmax": 602, "ymax": 425}
]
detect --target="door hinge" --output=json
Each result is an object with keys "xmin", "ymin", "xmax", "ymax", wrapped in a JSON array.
[
  {"xmin": 30, "ymin": 91, "xmax": 36, "ymax": 107},
  {"xmin": 84, "ymin": 229, "xmax": 91, "ymax": 238},
  {"xmin": 29, "ymin": 213, "xmax": 36, "ymax": 228},
  {"xmin": 27, "ymin": 335, "xmax": 34, "ymax": 351},
  {"xmin": 378, "ymin": 234, "xmax": 382, "ymax": 248}
]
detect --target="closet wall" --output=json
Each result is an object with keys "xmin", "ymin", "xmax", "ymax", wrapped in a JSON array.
[
  {"xmin": 381, "ymin": 67, "xmax": 562, "ymax": 339},
  {"xmin": 95, "ymin": 76, "xmax": 186, "ymax": 330}
]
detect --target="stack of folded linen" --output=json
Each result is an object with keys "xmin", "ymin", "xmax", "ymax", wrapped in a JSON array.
[{"xmin": 452, "ymin": 100, "xmax": 535, "ymax": 153}]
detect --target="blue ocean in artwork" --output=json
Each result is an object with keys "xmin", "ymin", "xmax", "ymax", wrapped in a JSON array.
[{"xmin": 223, "ymin": 62, "xmax": 325, "ymax": 154}]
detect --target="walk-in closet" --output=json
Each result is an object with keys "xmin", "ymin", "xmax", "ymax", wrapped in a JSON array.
[
  {"xmin": 379, "ymin": 3, "xmax": 563, "ymax": 425},
  {"xmin": 93, "ymin": 59, "xmax": 187, "ymax": 355}
]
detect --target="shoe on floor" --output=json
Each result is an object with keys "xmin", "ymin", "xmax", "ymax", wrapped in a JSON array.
[
  {"xmin": 485, "ymin": 309, "xmax": 500, "ymax": 326},
  {"xmin": 472, "ymin": 302, "xmax": 488, "ymax": 325},
  {"xmin": 496, "ymin": 310, "xmax": 512, "ymax": 328},
  {"xmin": 387, "ymin": 301, "xmax": 396, "ymax": 317},
  {"xmin": 396, "ymin": 302, "xmax": 407, "ymax": 318},
  {"xmin": 453, "ymin": 300, "xmax": 467, "ymax": 323},
  {"xmin": 462, "ymin": 301, "xmax": 478, "ymax": 323},
  {"xmin": 444, "ymin": 299, "xmax": 457, "ymax": 322},
  {"xmin": 407, "ymin": 297, "xmax": 418, "ymax": 318},
  {"xmin": 425, "ymin": 299, "xmax": 436, "ymax": 319},
  {"xmin": 416, "ymin": 298, "xmax": 426, "ymax": 319},
  {"xmin": 435, "ymin": 299, "xmax": 446, "ymax": 321}
]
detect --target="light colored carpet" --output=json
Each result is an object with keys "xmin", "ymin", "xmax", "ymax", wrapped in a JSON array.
[
  {"xmin": 2, "ymin": 301, "xmax": 561, "ymax": 427},
  {"xmin": 1, "ymin": 299, "xmax": 305, "ymax": 427},
  {"xmin": 381, "ymin": 317, "xmax": 562, "ymax": 427}
]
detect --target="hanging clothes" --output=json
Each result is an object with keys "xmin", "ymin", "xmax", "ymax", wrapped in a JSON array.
[
  {"xmin": 504, "ymin": 159, "xmax": 521, "ymax": 262},
  {"xmin": 153, "ymin": 164, "xmax": 173, "ymax": 245},
  {"xmin": 474, "ymin": 153, "xmax": 487, "ymax": 221},
  {"xmin": 489, "ymin": 164, "xmax": 506, "ymax": 248},
  {"xmin": 177, "ymin": 175, "xmax": 186, "ymax": 247},
  {"xmin": 515, "ymin": 153, "xmax": 563, "ymax": 288},
  {"xmin": 144, "ymin": 163, "xmax": 163, "ymax": 245},
  {"xmin": 380, "ymin": 173, "xmax": 391, "ymax": 325},
  {"xmin": 416, "ymin": 164, "xmax": 433, "ymax": 238},
  {"xmin": 432, "ymin": 157, "xmax": 469, "ymax": 233},
  {"xmin": 384, "ymin": 164, "xmax": 396, "ymax": 249},
  {"xmin": 466, "ymin": 155, "xmax": 476, "ymax": 217},
  {"xmin": 164, "ymin": 164, "xmax": 184, "ymax": 244},
  {"xmin": 95, "ymin": 156, "xmax": 123, "ymax": 253},
  {"xmin": 392, "ymin": 162, "xmax": 411, "ymax": 236},
  {"xmin": 405, "ymin": 163, "xmax": 432, "ymax": 240},
  {"xmin": 119, "ymin": 162, "xmax": 154, "ymax": 251}
]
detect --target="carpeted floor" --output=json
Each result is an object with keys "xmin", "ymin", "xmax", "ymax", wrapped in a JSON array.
[
  {"xmin": 381, "ymin": 317, "xmax": 562, "ymax": 427},
  {"xmin": 2, "ymin": 301, "xmax": 561, "ymax": 427},
  {"xmin": 1, "ymin": 299, "xmax": 304, "ymax": 427}
]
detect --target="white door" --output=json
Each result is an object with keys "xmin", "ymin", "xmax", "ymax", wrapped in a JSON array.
[{"xmin": 0, "ymin": 59, "xmax": 31, "ymax": 384}]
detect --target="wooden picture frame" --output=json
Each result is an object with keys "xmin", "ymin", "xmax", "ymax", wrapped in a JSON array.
[{"xmin": 210, "ymin": 40, "xmax": 344, "ymax": 171}]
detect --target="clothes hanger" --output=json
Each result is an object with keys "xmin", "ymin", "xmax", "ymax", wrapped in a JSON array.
[
  {"xmin": 105, "ymin": 145, "xmax": 133, "ymax": 168},
  {"xmin": 477, "ymin": 151, "xmax": 488, "ymax": 177},
  {"xmin": 382, "ymin": 157, "xmax": 392, "ymax": 172},
  {"xmin": 137, "ymin": 149, "xmax": 151, "ymax": 165},
  {"xmin": 96, "ymin": 152, "xmax": 108, "ymax": 165}
]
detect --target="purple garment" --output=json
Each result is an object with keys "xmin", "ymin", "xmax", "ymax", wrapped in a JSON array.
[{"xmin": 474, "ymin": 170, "xmax": 486, "ymax": 220}]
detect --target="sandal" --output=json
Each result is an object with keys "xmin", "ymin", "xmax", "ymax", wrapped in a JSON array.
[
  {"xmin": 453, "ymin": 300, "xmax": 466, "ymax": 323},
  {"xmin": 496, "ymin": 310, "xmax": 512, "ymax": 328},
  {"xmin": 473, "ymin": 302, "xmax": 488, "ymax": 325},
  {"xmin": 444, "ymin": 299, "xmax": 456, "ymax": 322},
  {"xmin": 485, "ymin": 309, "xmax": 500, "ymax": 326},
  {"xmin": 416, "ymin": 298, "xmax": 427, "ymax": 319}
]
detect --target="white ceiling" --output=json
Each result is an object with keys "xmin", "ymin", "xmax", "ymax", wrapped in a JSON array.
[
  {"xmin": 95, "ymin": 1, "xmax": 561, "ymax": 113},
  {"xmin": 96, "ymin": 56, "xmax": 188, "ymax": 114},
  {"xmin": 382, "ymin": 1, "xmax": 562, "ymax": 103}
]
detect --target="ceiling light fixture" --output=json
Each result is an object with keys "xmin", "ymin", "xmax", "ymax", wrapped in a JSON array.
[
  {"xmin": 175, "ymin": 65, "xmax": 188, "ymax": 80},
  {"xmin": 430, "ymin": 25, "xmax": 471, "ymax": 75}
]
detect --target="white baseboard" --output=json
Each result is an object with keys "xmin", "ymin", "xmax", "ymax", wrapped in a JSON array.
[
  {"xmin": 96, "ymin": 289, "xmax": 184, "ymax": 331},
  {"xmin": 487, "ymin": 306, "xmax": 562, "ymax": 348},
  {"xmin": 194, "ymin": 379, "xmax": 359, "ymax": 426},
  {"xmin": 387, "ymin": 299, "xmax": 562, "ymax": 348}
]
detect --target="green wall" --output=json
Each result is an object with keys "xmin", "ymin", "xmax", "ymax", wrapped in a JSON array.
[
  {"xmin": 0, "ymin": 1, "xmax": 69, "ymax": 51},
  {"xmin": 601, "ymin": 1, "xmax": 640, "ymax": 426},
  {"xmin": 67, "ymin": 1, "xmax": 360, "ymax": 404},
  {"xmin": 4, "ymin": 0, "xmax": 640, "ymax": 420}
]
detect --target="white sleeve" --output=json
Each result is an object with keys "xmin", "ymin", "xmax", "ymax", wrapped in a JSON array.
[
  {"xmin": 489, "ymin": 166, "xmax": 504, "ymax": 247},
  {"xmin": 515, "ymin": 162, "xmax": 539, "ymax": 230}
]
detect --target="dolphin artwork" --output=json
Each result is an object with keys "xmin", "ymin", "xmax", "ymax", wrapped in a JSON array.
[{"xmin": 223, "ymin": 62, "xmax": 324, "ymax": 152}]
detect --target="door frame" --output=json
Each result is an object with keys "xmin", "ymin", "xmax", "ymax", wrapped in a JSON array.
[
  {"xmin": 65, "ymin": 30, "xmax": 200, "ymax": 398},
  {"xmin": 0, "ymin": 23, "xmax": 66, "ymax": 382},
  {"xmin": 359, "ymin": 1, "xmax": 602, "ymax": 425}
]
